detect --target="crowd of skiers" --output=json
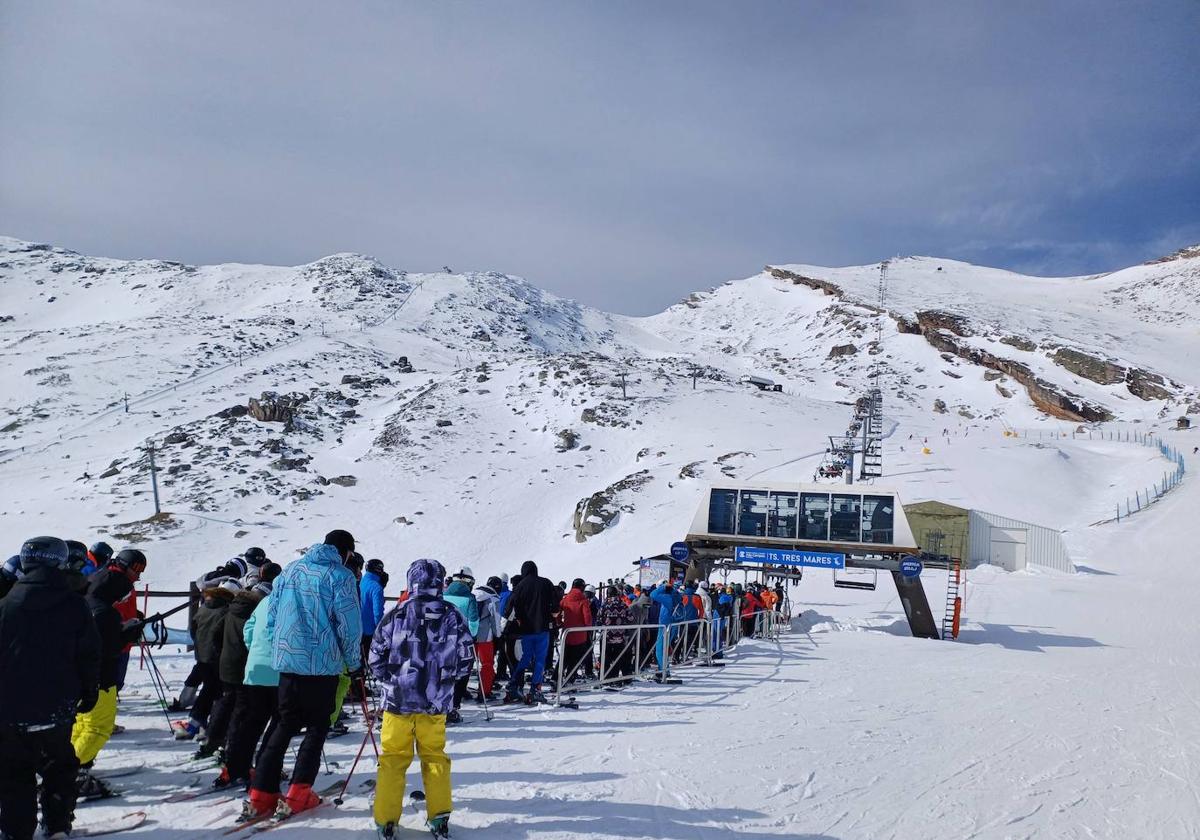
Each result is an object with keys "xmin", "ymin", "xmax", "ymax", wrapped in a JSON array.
[{"xmin": 0, "ymin": 530, "xmax": 786, "ymax": 839}]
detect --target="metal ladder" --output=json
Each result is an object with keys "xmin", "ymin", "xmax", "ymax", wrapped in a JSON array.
[{"xmin": 941, "ymin": 559, "xmax": 962, "ymax": 640}]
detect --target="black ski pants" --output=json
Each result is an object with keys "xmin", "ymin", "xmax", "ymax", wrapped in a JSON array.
[
  {"xmin": 190, "ymin": 661, "xmax": 222, "ymax": 726},
  {"xmin": 204, "ymin": 682, "xmax": 238, "ymax": 753},
  {"xmin": 224, "ymin": 685, "xmax": 278, "ymax": 781},
  {"xmin": 495, "ymin": 636, "xmax": 516, "ymax": 681},
  {"xmin": 251, "ymin": 673, "xmax": 338, "ymax": 794},
  {"xmin": 0, "ymin": 723, "xmax": 78, "ymax": 839},
  {"xmin": 601, "ymin": 639, "xmax": 635, "ymax": 686},
  {"xmin": 561, "ymin": 641, "xmax": 590, "ymax": 683}
]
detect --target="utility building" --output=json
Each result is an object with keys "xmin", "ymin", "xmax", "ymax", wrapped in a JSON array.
[{"xmin": 904, "ymin": 501, "xmax": 1074, "ymax": 574}]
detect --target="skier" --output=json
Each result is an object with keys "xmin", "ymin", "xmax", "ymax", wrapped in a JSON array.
[
  {"xmin": 359, "ymin": 558, "xmax": 387, "ymax": 665},
  {"xmin": 649, "ymin": 580, "xmax": 681, "ymax": 680},
  {"xmin": 502, "ymin": 561, "xmax": 561, "ymax": 704},
  {"xmin": 558, "ymin": 579, "xmax": 593, "ymax": 685},
  {"xmin": 472, "ymin": 577, "xmax": 503, "ymax": 701},
  {"xmin": 494, "ymin": 573, "xmax": 516, "ymax": 684},
  {"xmin": 595, "ymin": 585, "xmax": 635, "ymax": 686},
  {"xmin": 84, "ymin": 541, "xmax": 113, "ymax": 577},
  {"xmin": 62, "ymin": 542, "xmax": 90, "ymax": 594},
  {"xmin": 370, "ymin": 558, "xmax": 475, "ymax": 839},
  {"xmin": 442, "ymin": 569, "xmax": 478, "ymax": 723},
  {"xmin": 72, "ymin": 553, "xmax": 144, "ymax": 798},
  {"xmin": 217, "ymin": 578, "xmax": 281, "ymax": 790},
  {"xmin": 177, "ymin": 579, "xmax": 240, "ymax": 746},
  {"xmin": 0, "ymin": 537, "xmax": 100, "ymax": 840},
  {"xmin": 243, "ymin": 530, "xmax": 362, "ymax": 820},
  {"xmin": 210, "ymin": 575, "xmax": 276, "ymax": 790}
]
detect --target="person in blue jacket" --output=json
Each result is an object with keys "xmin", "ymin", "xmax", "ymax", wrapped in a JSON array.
[
  {"xmin": 359, "ymin": 558, "xmax": 387, "ymax": 665},
  {"xmin": 244, "ymin": 530, "xmax": 362, "ymax": 820},
  {"xmin": 443, "ymin": 569, "xmax": 479, "ymax": 722},
  {"xmin": 678, "ymin": 584, "xmax": 699, "ymax": 660},
  {"xmin": 649, "ymin": 581, "xmax": 681, "ymax": 681}
]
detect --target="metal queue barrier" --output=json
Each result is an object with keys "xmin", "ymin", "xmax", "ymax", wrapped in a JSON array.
[{"xmin": 547, "ymin": 610, "xmax": 788, "ymax": 705}]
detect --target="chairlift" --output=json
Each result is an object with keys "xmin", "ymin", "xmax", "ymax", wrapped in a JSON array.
[{"xmin": 832, "ymin": 567, "xmax": 878, "ymax": 591}]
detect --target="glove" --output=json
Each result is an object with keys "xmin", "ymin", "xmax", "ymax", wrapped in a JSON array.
[{"xmin": 78, "ymin": 689, "xmax": 99, "ymax": 714}]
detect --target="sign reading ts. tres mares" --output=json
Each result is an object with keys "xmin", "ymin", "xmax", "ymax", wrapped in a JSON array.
[{"xmin": 734, "ymin": 546, "xmax": 846, "ymax": 569}]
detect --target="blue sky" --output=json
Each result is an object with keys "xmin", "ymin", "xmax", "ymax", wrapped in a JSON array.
[{"xmin": 1, "ymin": 1, "xmax": 1197, "ymax": 314}]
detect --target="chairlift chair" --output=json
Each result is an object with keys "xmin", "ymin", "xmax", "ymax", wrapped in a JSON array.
[{"xmin": 832, "ymin": 567, "xmax": 878, "ymax": 591}]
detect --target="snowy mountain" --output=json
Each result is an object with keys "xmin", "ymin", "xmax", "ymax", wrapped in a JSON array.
[
  {"xmin": 1, "ymin": 235, "xmax": 1196, "ymax": 587},
  {"xmin": 5, "ymin": 235, "xmax": 1200, "ymax": 839}
]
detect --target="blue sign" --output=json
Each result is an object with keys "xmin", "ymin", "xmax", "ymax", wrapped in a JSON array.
[
  {"xmin": 899, "ymin": 556, "xmax": 923, "ymax": 578},
  {"xmin": 734, "ymin": 546, "xmax": 845, "ymax": 569},
  {"xmin": 670, "ymin": 542, "xmax": 691, "ymax": 562}
]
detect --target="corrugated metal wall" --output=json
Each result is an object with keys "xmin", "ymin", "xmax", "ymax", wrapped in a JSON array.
[{"xmin": 968, "ymin": 510, "xmax": 1074, "ymax": 573}]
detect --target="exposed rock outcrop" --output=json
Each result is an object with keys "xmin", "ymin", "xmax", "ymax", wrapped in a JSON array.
[{"xmin": 572, "ymin": 470, "xmax": 652, "ymax": 542}]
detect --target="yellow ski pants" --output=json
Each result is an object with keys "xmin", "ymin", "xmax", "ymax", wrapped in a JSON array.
[
  {"xmin": 373, "ymin": 712, "xmax": 451, "ymax": 825},
  {"xmin": 71, "ymin": 687, "xmax": 118, "ymax": 765}
]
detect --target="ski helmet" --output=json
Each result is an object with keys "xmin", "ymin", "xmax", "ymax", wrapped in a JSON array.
[
  {"xmin": 2, "ymin": 555, "xmax": 22, "ymax": 580},
  {"xmin": 224, "ymin": 557, "xmax": 249, "ymax": 579},
  {"xmin": 365, "ymin": 558, "xmax": 385, "ymax": 577},
  {"xmin": 64, "ymin": 540, "xmax": 89, "ymax": 572},
  {"xmin": 89, "ymin": 541, "xmax": 114, "ymax": 564},
  {"xmin": 243, "ymin": 546, "xmax": 267, "ymax": 567},
  {"xmin": 113, "ymin": 548, "xmax": 148, "ymax": 574},
  {"xmin": 345, "ymin": 551, "xmax": 365, "ymax": 573},
  {"xmin": 19, "ymin": 536, "xmax": 69, "ymax": 572}
]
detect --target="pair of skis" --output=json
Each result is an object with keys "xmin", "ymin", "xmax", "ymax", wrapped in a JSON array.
[{"xmin": 221, "ymin": 779, "xmax": 375, "ymax": 835}]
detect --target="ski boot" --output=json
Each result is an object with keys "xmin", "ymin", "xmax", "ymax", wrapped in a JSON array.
[
  {"xmin": 240, "ymin": 789, "xmax": 279, "ymax": 821},
  {"xmin": 501, "ymin": 690, "xmax": 522, "ymax": 705},
  {"xmin": 428, "ymin": 813, "xmax": 450, "ymax": 838},
  {"xmin": 327, "ymin": 719, "xmax": 350, "ymax": 738},
  {"xmin": 526, "ymin": 688, "xmax": 547, "ymax": 706},
  {"xmin": 375, "ymin": 821, "xmax": 397, "ymax": 838},
  {"xmin": 281, "ymin": 782, "xmax": 321, "ymax": 815},
  {"xmin": 172, "ymin": 718, "xmax": 203, "ymax": 741},
  {"xmin": 193, "ymin": 742, "xmax": 223, "ymax": 761},
  {"xmin": 75, "ymin": 769, "xmax": 116, "ymax": 801},
  {"xmin": 446, "ymin": 709, "xmax": 462, "ymax": 725}
]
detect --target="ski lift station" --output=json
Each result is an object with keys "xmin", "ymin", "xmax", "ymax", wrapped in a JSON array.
[{"xmin": 680, "ymin": 481, "xmax": 944, "ymax": 639}]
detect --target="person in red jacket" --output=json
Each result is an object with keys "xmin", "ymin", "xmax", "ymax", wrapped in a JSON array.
[
  {"xmin": 740, "ymin": 587, "xmax": 763, "ymax": 638},
  {"xmin": 557, "ymin": 579, "xmax": 593, "ymax": 685}
]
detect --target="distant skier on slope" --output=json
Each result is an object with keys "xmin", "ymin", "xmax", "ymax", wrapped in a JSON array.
[
  {"xmin": 369, "ymin": 558, "xmax": 475, "ymax": 839},
  {"xmin": 0, "ymin": 536, "xmax": 100, "ymax": 840}
]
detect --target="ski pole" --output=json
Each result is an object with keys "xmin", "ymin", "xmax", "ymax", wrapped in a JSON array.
[
  {"xmin": 335, "ymin": 701, "xmax": 377, "ymax": 806},
  {"xmin": 356, "ymin": 679, "xmax": 380, "ymax": 758},
  {"xmin": 140, "ymin": 645, "xmax": 176, "ymax": 733}
]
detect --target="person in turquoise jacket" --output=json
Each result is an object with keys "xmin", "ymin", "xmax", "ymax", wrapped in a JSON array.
[
  {"xmin": 649, "ymin": 582, "xmax": 681, "ymax": 680},
  {"xmin": 216, "ymin": 594, "xmax": 280, "ymax": 789},
  {"xmin": 443, "ymin": 569, "xmax": 479, "ymax": 722},
  {"xmin": 247, "ymin": 530, "xmax": 363, "ymax": 819}
]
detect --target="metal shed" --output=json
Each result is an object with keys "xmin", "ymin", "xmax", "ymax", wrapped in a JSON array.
[{"xmin": 904, "ymin": 501, "xmax": 1074, "ymax": 574}]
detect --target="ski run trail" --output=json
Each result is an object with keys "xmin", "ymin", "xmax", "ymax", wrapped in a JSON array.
[{"xmin": 76, "ymin": 428, "xmax": 1199, "ymax": 839}]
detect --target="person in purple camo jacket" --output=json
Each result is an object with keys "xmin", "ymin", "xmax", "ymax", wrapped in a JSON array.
[{"xmin": 369, "ymin": 558, "xmax": 474, "ymax": 838}]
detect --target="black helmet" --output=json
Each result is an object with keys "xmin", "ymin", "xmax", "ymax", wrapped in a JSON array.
[
  {"xmin": 89, "ymin": 541, "xmax": 114, "ymax": 564},
  {"xmin": 113, "ymin": 548, "xmax": 148, "ymax": 573},
  {"xmin": 365, "ymin": 558, "xmax": 385, "ymax": 576},
  {"xmin": 243, "ymin": 547, "xmax": 267, "ymax": 567},
  {"xmin": 65, "ymin": 540, "xmax": 89, "ymax": 572},
  {"xmin": 19, "ymin": 536, "xmax": 69, "ymax": 572},
  {"xmin": 345, "ymin": 551, "xmax": 364, "ymax": 573},
  {"xmin": 224, "ymin": 557, "xmax": 248, "ymax": 579}
]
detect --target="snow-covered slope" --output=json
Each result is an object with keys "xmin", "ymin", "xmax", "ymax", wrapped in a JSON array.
[
  {"xmin": 4, "ymin": 236, "xmax": 1200, "ymax": 838},
  {"xmin": 1, "ymin": 235, "xmax": 1196, "ymax": 588}
]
